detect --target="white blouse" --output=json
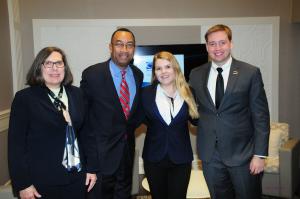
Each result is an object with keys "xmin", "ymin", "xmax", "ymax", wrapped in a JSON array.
[{"xmin": 155, "ymin": 84, "xmax": 184, "ymax": 125}]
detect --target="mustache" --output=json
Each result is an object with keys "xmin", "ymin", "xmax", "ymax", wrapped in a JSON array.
[{"xmin": 118, "ymin": 52, "xmax": 130, "ymax": 56}]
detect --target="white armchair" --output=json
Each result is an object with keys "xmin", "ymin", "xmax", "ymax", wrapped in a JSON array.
[
  {"xmin": 0, "ymin": 181, "xmax": 15, "ymax": 199},
  {"xmin": 262, "ymin": 122, "xmax": 300, "ymax": 198}
]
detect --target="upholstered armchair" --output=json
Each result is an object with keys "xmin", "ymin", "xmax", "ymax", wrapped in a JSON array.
[{"xmin": 262, "ymin": 122, "xmax": 300, "ymax": 198}]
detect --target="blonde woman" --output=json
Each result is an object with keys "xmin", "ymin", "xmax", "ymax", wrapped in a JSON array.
[{"xmin": 140, "ymin": 51, "xmax": 199, "ymax": 199}]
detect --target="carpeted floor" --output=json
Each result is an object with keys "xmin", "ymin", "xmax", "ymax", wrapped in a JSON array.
[
  {"xmin": 135, "ymin": 196, "xmax": 151, "ymax": 199},
  {"xmin": 135, "ymin": 174, "xmax": 300, "ymax": 199},
  {"xmin": 134, "ymin": 194, "xmax": 300, "ymax": 199}
]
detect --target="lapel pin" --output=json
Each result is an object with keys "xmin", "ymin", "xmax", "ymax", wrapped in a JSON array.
[{"xmin": 233, "ymin": 70, "xmax": 238, "ymax": 75}]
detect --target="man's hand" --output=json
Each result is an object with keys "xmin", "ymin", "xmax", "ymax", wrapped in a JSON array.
[
  {"xmin": 249, "ymin": 156, "xmax": 265, "ymax": 175},
  {"xmin": 86, "ymin": 173, "xmax": 97, "ymax": 192},
  {"xmin": 19, "ymin": 185, "xmax": 41, "ymax": 199}
]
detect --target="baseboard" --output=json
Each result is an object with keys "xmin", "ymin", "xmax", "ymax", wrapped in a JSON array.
[{"xmin": 0, "ymin": 109, "xmax": 10, "ymax": 133}]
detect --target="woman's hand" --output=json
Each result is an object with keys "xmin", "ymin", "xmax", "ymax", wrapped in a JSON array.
[
  {"xmin": 19, "ymin": 185, "xmax": 41, "ymax": 199},
  {"xmin": 86, "ymin": 173, "xmax": 97, "ymax": 192}
]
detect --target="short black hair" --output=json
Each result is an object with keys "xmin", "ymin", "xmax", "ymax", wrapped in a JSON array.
[{"xmin": 110, "ymin": 28, "xmax": 135, "ymax": 44}]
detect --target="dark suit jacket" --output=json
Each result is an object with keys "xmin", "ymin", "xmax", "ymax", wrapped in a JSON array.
[
  {"xmin": 80, "ymin": 60, "xmax": 143, "ymax": 175},
  {"xmin": 8, "ymin": 85, "xmax": 93, "ymax": 192},
  {"xmin": 189, "ymin": 58, "xmax": 270, "ymax": 166},
  {"xmin": 141, "ymin": 85, "xmax": 193, "ymax": 164}
]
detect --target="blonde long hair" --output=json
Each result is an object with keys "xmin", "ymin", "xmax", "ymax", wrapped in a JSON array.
[{"xmin": 151, "ymin": 51, "xmax": 199, "ymax": 119}]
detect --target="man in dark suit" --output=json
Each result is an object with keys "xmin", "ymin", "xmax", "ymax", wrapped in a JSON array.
[
  {"xmin": 189, "ymin": 24, "xmax": 270, "ymax": 199},
  {"xmin": 80, "ymin": 28, "xmax": 143, "ymax": 199}
]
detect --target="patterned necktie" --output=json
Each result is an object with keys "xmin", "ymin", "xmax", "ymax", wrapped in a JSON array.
[
  {"xmin": 120, "ymin": 70, "xmax": 130, "ymax": 119},
  {"xmin": 215, "ymin": 67, "xmax": 224, "ymax": 109}
]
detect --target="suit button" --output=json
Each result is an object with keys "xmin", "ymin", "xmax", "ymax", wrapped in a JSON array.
[{"xmin": 216, "ymin": 113, "xmax": 219, "ymax": 117}]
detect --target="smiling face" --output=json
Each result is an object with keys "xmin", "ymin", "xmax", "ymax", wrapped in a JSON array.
[
  {"xmin": 206, "ymin": 30, "xmax": 233, "ymax": 66},
  {"xmin": 109, "ymin": 31, "xmax": 135, "ymax": 68},
  {"xmin": 42, "ymin": 51, "xmax": 65, "ymax": 88},
  {"xmin": 154, "ymin": 58, "xmax": 176, "ymax": 87}
]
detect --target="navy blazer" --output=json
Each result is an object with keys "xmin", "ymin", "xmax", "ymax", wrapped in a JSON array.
[
  {"xmin": 80, "ymin": 60, "xmax": 143, "ymax": 175},
  {"xmin": 189, "ymin": 58, "xmax": 270, "ymax": 166},
  {"xmin": 141, "ymin": 85, "xmax": 193, "ymax": 164},
  {"xmin": 8, "ymin": 85, "xmax": 95, "ymax": 192}
]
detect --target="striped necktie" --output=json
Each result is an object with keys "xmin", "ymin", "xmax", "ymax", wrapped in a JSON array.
[{"xmin": 120, "ymin": 70, "xmax": 130, "ymax": 119}]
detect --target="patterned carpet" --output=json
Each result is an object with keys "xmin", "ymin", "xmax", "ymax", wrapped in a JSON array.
[
  {"xmin": 135, "ymin": 175, "xmax": 300, "ymax": 199},
  {"xmin": 134, "ymin": 195, "xmax": 300, "ymax": 199},
  {"xmin": 135, "ymin": 196, "xmax": 151, "ymax": 199}
]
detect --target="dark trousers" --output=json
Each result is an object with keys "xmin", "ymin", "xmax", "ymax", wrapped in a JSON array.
[
  {"xmin": 87, "ymin": 146, "xmax": 133, "ymax": 199},
  {"xmin": 202, "ymin": 149, "xmax": 263, "ymax": 199},
  {"xmin": 34, "ymin": 172, "xmax": 86, "ymax": 199},
  {"xmin": 144, "ymin": 157, "xmax": 191, "ymax": 199}
]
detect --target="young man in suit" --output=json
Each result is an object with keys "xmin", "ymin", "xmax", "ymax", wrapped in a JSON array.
[
  {"xmin": 80, "ymin": 28, "xmax": 143, "ymax": 199},
  {"xmin": 189, "ymin": 24, "xmax": 270, "ymax": 199}
]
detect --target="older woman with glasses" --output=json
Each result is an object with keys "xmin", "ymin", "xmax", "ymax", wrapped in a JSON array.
[{"xmin": 8, "ymin": 47, "xmax": 98, "ymax": 199}]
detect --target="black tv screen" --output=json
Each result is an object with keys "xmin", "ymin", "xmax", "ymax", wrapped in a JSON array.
[{"xmin": 133, "ymin": 44, "xmax": 208, "ymax": 86}]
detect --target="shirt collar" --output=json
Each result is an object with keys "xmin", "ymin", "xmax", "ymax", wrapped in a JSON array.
[
  {"xmin": 157, "ymin": 84, "xmax": 179, "ymax": 99},
  {"xmin": 211, "ymin": 56, "xmax": 232, "ymax": 72},
  {"xmin": 109, "ymin": 60, "xmax": 131, "ymax": 77}
]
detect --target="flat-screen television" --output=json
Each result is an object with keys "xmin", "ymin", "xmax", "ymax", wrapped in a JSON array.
[{"xmin": 133, "ymin": 44, "xmax": 208, "ymax": 87}]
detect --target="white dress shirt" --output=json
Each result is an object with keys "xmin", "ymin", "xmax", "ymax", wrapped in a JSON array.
[
  {"xmin": 207, "ymin": 56, "xmax": 232, "ymax": 105},
  {"xmin": 155, "ymin": 84, "xmax": 184, "ymax": 125}
]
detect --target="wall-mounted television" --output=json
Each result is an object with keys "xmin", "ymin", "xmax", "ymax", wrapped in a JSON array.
[{"xmin": 133, "ymin": 44, "xmax": 208, "ymax": 87}]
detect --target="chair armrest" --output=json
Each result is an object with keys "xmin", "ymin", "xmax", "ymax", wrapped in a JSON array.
[{"xmin": 278, "ymin": 138, "xmax": 300, "ymax": 198}]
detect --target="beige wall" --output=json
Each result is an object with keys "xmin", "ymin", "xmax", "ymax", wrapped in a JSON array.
[
  {"xmin": 0, "ymin": 0, "xmax": 13, "ymax": 110},
  {"xmin": 291, "ymin": 0, "xmax": 300, "ymax": 22},
  {"xmin": 17, "ymin": 0, "xmax": 300, "ymax": 137},
  {"xmin": 0, "ymin": 0, "xmax": 12, "ymax": 185}
]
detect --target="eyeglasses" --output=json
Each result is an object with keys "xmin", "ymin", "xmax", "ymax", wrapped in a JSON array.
[
  {"xmin": 113, "ymin": 42, "xmax": 135, "ymax": 49},
  {"xmin": 43, "ymin": 60, "xmax": 64, "ymax": 69},
  {"xmin": 207, "ymin": 40, "xmax": 228, "ymax": 48}
]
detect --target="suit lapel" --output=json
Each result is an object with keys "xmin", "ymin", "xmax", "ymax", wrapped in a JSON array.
[
  {"xmin": 204, "ymin": 64, "xmax": 215, "ymax": 108},
  {"xmin": 65, "ymin": 86, "xmax": 77, "ymax": 125},
  {"xmin": 169, "ymin": 103, "xmax": 188, "ymax": 126},
  {"xmin": 33, "ymin": 85, "xmax": 59, "ymax": 113},
  {"xmin": 200, "ymin": 63, "xmax": 216, "ymax": 111},
  {"xmin": 219, "ymin": 59, "xmax": 240, "ymax": 108},
  {"xmin": 103, "ymin": 62, "xmax": 126, "ymax": 119},
  {"xmin": 151, "ymin": 87, "xmax": 167, "ymax": 125},
  {"xmin": 128, "ymin": 65, "xmax": 142, "ymax": 119},
  {"xmin": 148, "ymin": 85, "xmax": 171, "ymax": 126},
  {"xmin": 105, "ymin": 64, "xmax": 121, "ymax": 102}
]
